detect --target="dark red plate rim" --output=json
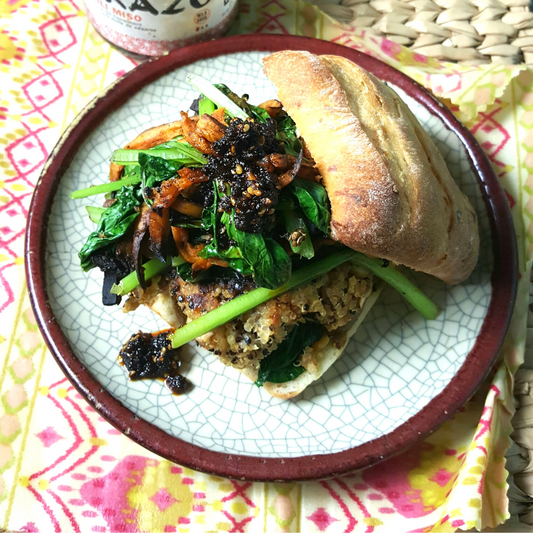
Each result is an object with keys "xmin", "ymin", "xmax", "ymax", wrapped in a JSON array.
[{"xmin": 25, "ymin": 34, "xmax": 517, "ymax": 482}]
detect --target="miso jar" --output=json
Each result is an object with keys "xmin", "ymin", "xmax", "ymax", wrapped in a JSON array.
[{"xmin": 84, "ymin": 0, "xmax": 239, "ymax": 57}]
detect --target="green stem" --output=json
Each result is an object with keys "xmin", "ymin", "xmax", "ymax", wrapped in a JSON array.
[
  {"xmin": 110, "ymin": 256, "xmax": 187, "ymax": 296},
  {"xmin": 171, "ymin": 248, "xmax": 358, "ymax": 349},
  {"xmin": 187, "ymin": 74, "xmax": 249, "ymax": 120},
  {"xmin": 351, "ymin": 252, "xmax": 438, "ymax": 320},
  {"xmin": 171, "ymin": 248, "xmax": 439, "ymax": 348},
  {"xmin": 70, "ymin": 175, "xmax": 141, "ymax": 199},
  {"xmin": 111, "ymin": 149, "xmax": 203, "ymax": 166}
]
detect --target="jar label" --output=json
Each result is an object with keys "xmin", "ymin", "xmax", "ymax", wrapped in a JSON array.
[{"xmin": 84, "ymin": 0, "xmax": 238, "ymax": 55}]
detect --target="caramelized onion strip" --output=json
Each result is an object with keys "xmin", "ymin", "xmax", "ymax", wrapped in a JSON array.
[
  {"xmin": 171, "ymin": 227, "xmax": 228, "ymax": 273},
  {"xmin": 152, "ymin": 168, "xmax": 208, "ymax": 210},
  {"xmin": 110, "ymin": 118, "xmax": 193, "ymax": 182},
  {"xmin": 170, "ymin": 197, "xmax": 203, "ymax": 218}
]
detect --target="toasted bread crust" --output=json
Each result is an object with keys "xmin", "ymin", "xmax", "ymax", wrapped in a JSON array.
[{"xmin": 263, "ymin": 51, "xmax": 479, "ymax": 285}]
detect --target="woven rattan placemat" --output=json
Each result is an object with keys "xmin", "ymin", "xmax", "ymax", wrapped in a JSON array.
[{"xmin": 312, "ymin": 0, "xmax": 533, "ymax": 64}]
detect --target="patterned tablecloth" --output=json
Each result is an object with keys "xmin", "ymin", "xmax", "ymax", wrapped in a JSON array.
[{"xmin": 0, "ymin": 0, "xmax": 532, "ymax": 531}]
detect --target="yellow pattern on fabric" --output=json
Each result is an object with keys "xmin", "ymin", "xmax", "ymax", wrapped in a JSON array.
[
  {"xmin": 127, "ymin": 461, "xmax": 194, "ymax": 531},
  {"xmin": 0, "ymin": 286, "xmax": 27, "ymax": 394},
  {"xmin": 0, "ymin": 0, "xmax": 27, "ymax": 17},
  {"xmin": 59, "ymin": 19, "xmax": 90, "ymax": 134},
  {"xmin": 3, "ymin": 344, "xmax": 46, "ymax": 530},
  {"xmin": 0, "ymin": 34, "xmax": 16, "ymax": 62},
  {"xmin": 268, "ymin": 484, "xmax": 297, "ymax": 530}
]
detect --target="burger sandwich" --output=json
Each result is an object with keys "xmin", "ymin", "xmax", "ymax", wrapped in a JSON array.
[{"xmin": 71, "ymin": 51, "xmax": 479, "ymax": 399}]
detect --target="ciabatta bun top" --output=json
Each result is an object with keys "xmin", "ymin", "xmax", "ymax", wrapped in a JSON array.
[{"xmin": 263, "ymin": 51, "xmax": 479, "ymax": 285}]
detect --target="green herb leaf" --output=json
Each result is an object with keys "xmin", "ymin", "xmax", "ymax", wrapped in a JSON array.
[
  {"xmin": 226, "ymin": 214, "xmax": 291, "ymax": 290},
  {"xmin": 198, "ymin": 95, "xmax": 216, "ymax": 116},
  {"xmin": 85, "ymin": 206, "xmax": 106, "ymax": 224},
  {"xmin": 276, "ymin": 114, "xmax": 302, "ymax": 156},
  {"xmin": 198, "ymin": 182, "xmax": 292, "ymax": 288},
  {"xmin": 255, "ymin": 322, "xmax": 325, "ymax": 386},
  {"xmin": 247, "ymin": 103, "xmax": 270, "ymax": 123},
  {"xmin": 290, "ymin": 178, "xmax": 331, "ymax": 235},
  {"xmin": 261, "ymin": 237, "xmax": 292, "ymax": 289},
  {"xmin": 280, "ymin": 206, "xmax": 314, "ymax": 259},
  {"xmin": 78, "ymin": 185, "xmax": 142, "ymax": 271},
  {"xmin": 138, "ymin": 153, "xmax": 181, "ymax": 205},
  {"xmin": 111, "ymin": 144, "xmax": 206, "ymax": 166},
  {"xmin": 139, "ymin": 153, "xmax": 181, "ymax": 188}
]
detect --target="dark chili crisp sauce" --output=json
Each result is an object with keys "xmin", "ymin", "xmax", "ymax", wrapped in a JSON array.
[
  {"xmin": 201, "ymin": 117, "xmax": 282, "ymax": 236},
  {"xmin": 118, "ymin": 329, "xmax": 192, "ymax": 395}
]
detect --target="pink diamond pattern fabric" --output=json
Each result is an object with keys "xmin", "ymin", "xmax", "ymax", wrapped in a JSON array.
[{"xmin": 0, "ymin": 0, "xmax": 532, "ymax": 531}]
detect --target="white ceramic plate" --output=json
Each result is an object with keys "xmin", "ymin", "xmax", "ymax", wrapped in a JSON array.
[{"xmin": 27, "ymin": 36, "xmax": 516, "ymax": 481}]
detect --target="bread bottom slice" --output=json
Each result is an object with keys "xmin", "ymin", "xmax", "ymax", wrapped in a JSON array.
[
  {"xmin": 132, "ymin": 277, "xmax": 383, "ymax": 400},
  {"xmin": 240, "ymin": 283, "xmax": 384, "ymax": 399}
]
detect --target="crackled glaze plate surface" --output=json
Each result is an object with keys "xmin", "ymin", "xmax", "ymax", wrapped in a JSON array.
[{"xmin": 26, "ymin": 36, "xmax": 516, "ymax": 481}]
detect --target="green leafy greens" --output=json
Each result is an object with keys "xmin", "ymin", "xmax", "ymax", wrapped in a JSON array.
[
  {"xmin": 228, "ymin": 221, "xmax": 291, "ymax": 290},
  {"xmin": 198, "ymin": 182, "xmax": 291, "ymax": 289},
  {"xmin": 111, "ymin": 146, "xmax": 205, "ymax": 166},
  {"xmin": 70, "ymin": 141, "xmax": 205, "ymax": 200},
  {"xmin": 276, "ymin": 114, "xmax": 302, "ymax": 156},
  {"xmin": 138, "ymin": 153, "xmax": 181, "ymax": 205},
  {"xmin": 278, "ymin": 197, "xmax": 314, "ymax": 259},
  {"xmin": 78, "ymin": 184, "xmax": 142, "ymax": 271},
  {"xmin": 198, "ymin": 95, "xmax": 216, "ymax": 116},
  {"xmin": 255, "ymin": 322, "xmax": 326, "ymax": 386},
  {"xmin": 290, "ymin": 178, "xmax": 331, "ymax": 235},
  {"xmin": 73, "ymin": 77, "xmax": 439, "ymax": 334},
  {"xmin": 197, "ymin": 183, "xmax": 253, "ymax": 276}
]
